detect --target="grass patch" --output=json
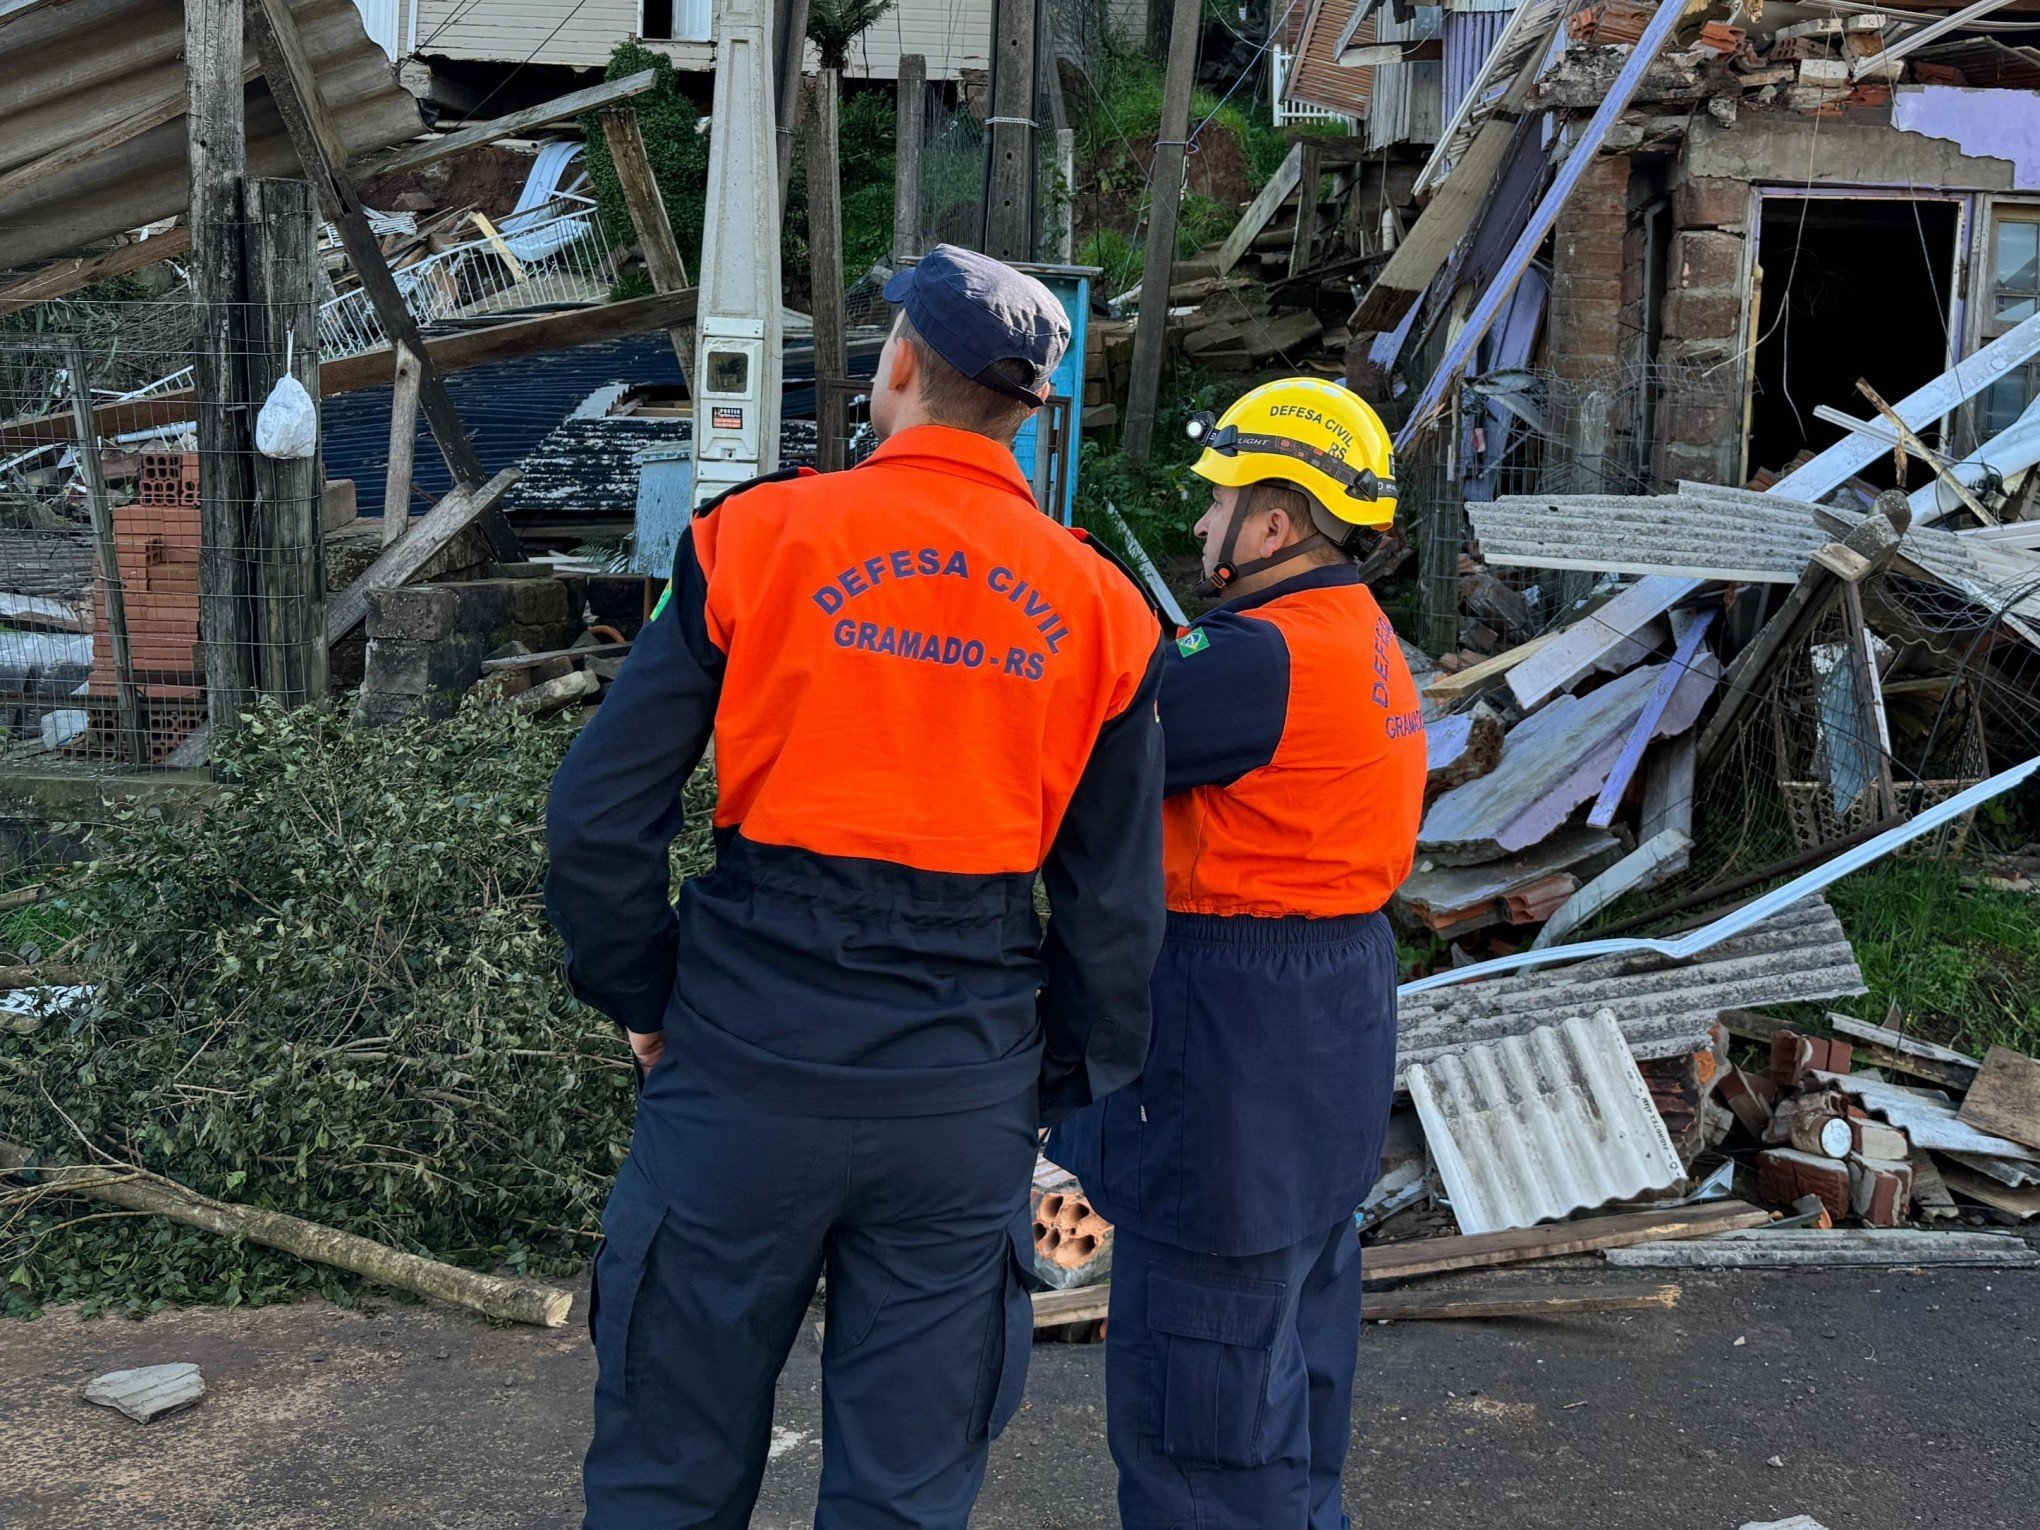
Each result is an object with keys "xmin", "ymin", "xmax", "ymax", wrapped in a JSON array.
[{"xmin": 1826, "ymin": 860, "xmax": 2040, "ymax": 1057}]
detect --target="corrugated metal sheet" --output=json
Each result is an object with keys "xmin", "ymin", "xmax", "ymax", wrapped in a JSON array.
[
  {"xmin": 1465, "ymin": 483, "xmax": 2040, "ymax": 637},
  {"xmin": 1409, "ymin": 1010, "xmax": 1685, "ymax": 1235},
  {"xmin": 1395, "ymin": 898, "xmax": 1866, "ymax": 1089},
  {"xmin": 1288, "ymin": 0, "xmax": 1374, "ymax": 119},
  {"xmin": 0, "ymin": 0, "xmax": 425, "ymax": 272},
  {"xmin": 1366, "ymin": 5, "xmax": 1445, "ymax": 150},
  {"xmin": 1442, "ymin": 9, "xmax": 1513, "ymax": 126}
]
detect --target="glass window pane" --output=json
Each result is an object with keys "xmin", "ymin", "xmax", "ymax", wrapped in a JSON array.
[
  {"xmin": 1996, "ymin": 294, "xmax": 2037, "ymax": 324},
  {"xmin": 1996, "ymin": 219, "xmax": 2040, "ymax": 292},
  {"xmin": 1984, "ymin": 373, "xmax": 2033, "ymax": 435}
]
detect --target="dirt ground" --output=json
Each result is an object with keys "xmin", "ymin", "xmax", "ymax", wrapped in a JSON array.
[{"xmin": 3, "ymin": 1266, "xmax": 2036, "ymax": 1529}]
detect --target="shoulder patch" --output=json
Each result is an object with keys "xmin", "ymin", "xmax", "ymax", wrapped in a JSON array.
[
  {"xmin": 1176, "ymin": 628, "xmax": 1211, "ymax": 657},
  {"xmin": 692, "ymin": 465, "xmax": 811, "ymax": 519}
]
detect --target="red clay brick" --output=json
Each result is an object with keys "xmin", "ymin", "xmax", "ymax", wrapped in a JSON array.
[{"xmin": 1758, "ymin": 1148, "xmax": 1852, "ymax": 1221}]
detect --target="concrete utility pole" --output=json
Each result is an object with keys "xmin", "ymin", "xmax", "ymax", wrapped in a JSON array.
[
  {"xmin": 694, "ymin": 0, "xmax": 785, "ymax": 508},
  {"xmin": 186, "ymin": 0, "xmax": 258, "ymax": 729},
  {"xmin": 1121, "ymin": 0, "xmax": 1201, "ymax": 464},
  {"xmin": 982, "ymin": 0, "xmax": 1039, "ymax": 261},
  {"xmin": 893, "ymin": 53, "xmax": 926, "ymax": 264}
]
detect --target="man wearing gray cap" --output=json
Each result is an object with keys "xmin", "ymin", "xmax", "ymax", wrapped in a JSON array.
[{"xmin": 548, "ymin": 244, "xmax": 1167, "ymax": 1527}]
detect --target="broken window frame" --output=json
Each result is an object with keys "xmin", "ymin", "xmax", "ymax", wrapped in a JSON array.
[
  {"xmin": 1972, "ymin": 197, "xmax": 2040, "ymax": 442},
  {"xmin": 638, "ymin": 0, "xmax": 713, "ymax": 44}
]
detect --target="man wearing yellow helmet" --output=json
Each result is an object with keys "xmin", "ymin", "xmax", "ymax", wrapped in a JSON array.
[{"xmin": 1048, "ymin": 377, "xmax": 1426, "ymax": 1529}]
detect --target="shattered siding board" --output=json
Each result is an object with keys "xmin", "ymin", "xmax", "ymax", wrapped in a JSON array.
[
  {"xmin": 1820, "ymin": 1073, "xmax": 2040, "ymax": 1167},
  {"xmin": 1507, "ymin": 577, "xmax": 1696, "ymax": 707},
  {"xmin": 1395, "ymin": 899, "xmax": 1864, "ymax": 1089},
  {"xmin": 1394, "ymin": 825, "xmax": 1621, "ymax": 929},
  {"xmin": 1410, "ymin": 1012, "xmax": 1685, "ymax": 1235},
  {"xmin": 1420, "ymin": 653, "xmax": 1717, "ymax": 861}
]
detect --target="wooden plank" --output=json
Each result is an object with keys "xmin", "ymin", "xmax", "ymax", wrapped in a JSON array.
[
  {"xmin": 65, "ymin": 337, "xmax": 144, "ymax": 763},
  {"xmin": 0, "ymin": 291, "xmax": 703, "ymax": 454},
  {"xmin": 1031, "ymin": 1284, "xmax": 1112, "ymax": 1329},
  {"xmin": 1855, "ymin": 377, "xmax": 1996, "ymax": 524},
  {"xmin": 803, "ymin": 74, "xmax": 847, "ymax": 390},
  {"xmin": 599, "ymin": 107, "xmax": 693, "ymax": 390},
  {"xmin": 1214, "ymin": 142, "xmax": 1303, "ymax": 279},
  {"xmin": 468, "ymin": 212, "xmax": 529, "ymax": 283},
  {"xmin": 1288, "ymin": 141, "xmax": 1323, "ymax": 280},
  {"xmin": 1606, "ymin": 1228, "xmax": 2040, "ymax": 1268},
  {"xmin": 1361, "ymin": 1202, "xmax": 1771, "ymax": 1282},
  {"xmin": 1939, "ymin": 1160, "xmax": 2040, "ymax": 1220},
  {"xmin": 1587, "ymin": 608, "xmax": 1714, "ymax": 828},
  {"xmin": 1421, "ymin": 629, "xmax": 1561, "ymax": 700},
  {"xmin": 324, "ymin": 470, "xmax": 519, "ymax": 644},
  {"xmin": 893, "ymin": 54, "xmax": 927, "ymax": 262},
  {"xmin": 1365, "ymin": 1281, "xmax": 1682, "ymax": 1322},
  {"xmin": 358, "ymin": 71, "xmax": 660, "ymax": 180},
  {"xmin": 0, "ymin": 228, "xmax": 194, "ymax": 320},
  {"xmin": 382, "ymin": 343, "xmax": 422, "ymax": 548},
  {"xmin": 1959, "ymin": 1046, "xmax": 2040, "ymax": 1150},
  {"xmin": 1507, "ymin": 576, "xmax": 1693, "ymax": 709},
  {"xmin": 480, "ymin": 641, "xmax": 631, "ymax": 673},
  {"xmin": 1826, "ymin": 1013, "xmax": 1981, "ymax": 1089},
  {"xmin": 982, "ymin": 0, "xmax": 1041, "ymax": 260}
]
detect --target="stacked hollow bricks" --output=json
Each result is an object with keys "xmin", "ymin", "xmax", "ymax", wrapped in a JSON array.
[
  {"xmin": 1032, "ymin": 1188, "xmax": 1112, "ymax": 1272},
  {"xmin": 91, "ymin": 451, "xmax": 203, "ymax": 704}
]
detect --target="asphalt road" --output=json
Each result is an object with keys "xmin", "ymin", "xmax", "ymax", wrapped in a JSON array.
[{"xmin": 3, "ymin": 1267, "xmax": 2035, "ymax": 1529}]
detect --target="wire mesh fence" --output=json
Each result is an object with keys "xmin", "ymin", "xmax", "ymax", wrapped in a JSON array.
[{"xmin": 0, "ymin": 282, "xmax": 325, "ymax": 807}]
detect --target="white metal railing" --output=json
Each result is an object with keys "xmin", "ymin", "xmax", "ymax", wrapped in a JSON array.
[
  {"xmin": 1270, "ymin": 44, "xmax": 1357, "ymax": 128},
  {"xmin": 316, "ymin": 193, "xmax": 619, "ymax": 360}
]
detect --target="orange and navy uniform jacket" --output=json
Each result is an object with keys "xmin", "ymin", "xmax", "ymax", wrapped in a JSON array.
[
  {"xmin": 1160, "ymin": 561, "xmax": 1426, "ymax": 915},
  {"xmin": 1046, "ymin": 562, "xmax": 1427, "ymax": 1255},
  {"xmin": 544, "ymin": 424, "xmax": 1168, "ymax": 1123}
]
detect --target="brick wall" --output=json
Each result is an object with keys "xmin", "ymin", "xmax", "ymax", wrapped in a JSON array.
[
  {"xmin": 1655, "ymin": 170, "xmax": 1753, "ymax": 485},
  {"xmin": 1548, "ymin": 153, "xmax": 1635, "ymax": 392}
]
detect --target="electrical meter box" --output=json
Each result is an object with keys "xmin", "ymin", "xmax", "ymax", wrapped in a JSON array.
[{"xmin": 692, "ymin": 322, "xmax": 769, "ymax": 506}]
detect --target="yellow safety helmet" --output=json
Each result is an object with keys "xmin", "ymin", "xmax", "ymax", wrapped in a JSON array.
[{"xmin": 1186, "ymin": 377, "xmax": 1397, "ymax": 532}]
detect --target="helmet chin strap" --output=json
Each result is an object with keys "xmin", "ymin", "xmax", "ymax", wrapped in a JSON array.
[{"xmin": 1195, "ymin": 491, "xmax": 1335, "ymax": 598}]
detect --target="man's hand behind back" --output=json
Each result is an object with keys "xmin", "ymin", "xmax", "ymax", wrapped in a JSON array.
[{"xmin": 630, "ymin": 1030, "xmax": 666, "ymax": 1075}]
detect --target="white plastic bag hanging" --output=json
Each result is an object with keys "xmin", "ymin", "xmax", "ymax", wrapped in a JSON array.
[{"xmin": 255, "ymin": 335, "xmax": 318, "ymax": 460}]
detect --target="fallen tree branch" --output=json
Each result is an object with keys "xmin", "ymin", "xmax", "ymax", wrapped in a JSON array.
[{"xmin": 1, "ymin": 1146, "xmax": 572, "ymax": 1328}]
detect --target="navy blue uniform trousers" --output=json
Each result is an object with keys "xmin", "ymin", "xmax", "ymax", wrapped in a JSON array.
[
  {"xmin": 1049, "ymin": 913, "xmax": 1398, "ymax": 1530},
  {"xmin": 582, "ymin": 1070, "xmax": 1039, "ymax": 1528}
]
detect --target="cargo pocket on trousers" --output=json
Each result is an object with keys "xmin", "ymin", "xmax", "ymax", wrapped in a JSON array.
[
  {"xmin": 968, "ymin": 1232, "xmax": 1036, "ymax": 1444},
  {"xmin": 1145, "ymin": 1266, "xmax": 1284, "ymax": 1469},
  {"xmin": 590, "ymin": 1189, "xmax": 666, "ymax": 1404}
]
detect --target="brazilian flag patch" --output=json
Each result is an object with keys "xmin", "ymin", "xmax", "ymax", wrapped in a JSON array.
[{"xmin": 1176, "ymin": 628, "xmax": 1211, "ymax": 658}]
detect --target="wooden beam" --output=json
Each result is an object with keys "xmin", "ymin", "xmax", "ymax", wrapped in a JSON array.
[
  {"xmin": 357, "ymin": 70, "xmax": 660, "ymax": 181},
  {"xmin": 247, "ymin": 0, "xmax": 500, "ymax": 559},
  {"xmin": 599, "ymin": 107, "xmax": 693, "ymax": 389},
  {"xmin": 1361, "ymin": 1202, "xmax": 1771, "ymax": 1282},
  {"xmin": 1587, "ymin": 608, "xmax": 1714, "ymax": 828},
  {"xmin": 1032, "ymin": 1284, "xmax": 1111, "ymax": 1329},
  {"xmin": 187, "ymin": 0, "xmax": 258, "ymax": 731},
  {"xmin": 0, "ymin": 290, "xmax": 703, "ymax": 454},
  {"xmin": 65, "ymin": 337, "xmax": 145, "ymax": 762},
  {"xmin": 1121, "ymin": 0, "xmax": 1201, "ymax": 462},
  {"xmin": 325, "ymin": 470, "xmax": 520, "ymax": 644},
  {"xmin": 0, "ymin": 230, "xmax": 194, "ymax": 319},
  {"xmin": 893, "ymin": 54, "xmax": 927, "ymax": 263},
  {"xmin": 805, "ymin": 73, "xmax": 847, "ymax": 390},
  {"xmin": 382, "ymin": 343, "xmax": 422, "ymax": 547},
  {"xmin": 244, "ymin": 177, "xmax": 328, "ymax": 706},
  {"xmin": 1215, "ymin": 142, "xmax": 1303, "ymax": 278},
  {"xmin": 1421, "ymin": 629, "xmax": 1561, "ymax": 700},
  {"xmin": 1288, "ymin": 140, "xmax": 1323, "ymax": 280}
]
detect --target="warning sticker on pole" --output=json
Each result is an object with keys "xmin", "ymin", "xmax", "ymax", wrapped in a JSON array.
[{"xmin": 712, "ymin": 406, "xmax": 745, "ymax": 430}]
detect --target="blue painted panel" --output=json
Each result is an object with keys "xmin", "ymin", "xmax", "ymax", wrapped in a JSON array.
[{"xmin": 1008, "ymin": 268, "xmax": 1090, "ymax": 523}]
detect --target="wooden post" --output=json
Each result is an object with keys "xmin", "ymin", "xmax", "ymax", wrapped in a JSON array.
[
  {"xmin": 64, "ymin": 338, "xmax": 145, "ymax": 763},
  {"xmin": 982, "ymin": 0, "xmax": 1040, "ymax": 261},
  {"xmin": 774, "ymin": 0, "xmax": 813, "ymax": 202},
  {"xmin": 1121, "ymin": 0, "xmax": 1201, "ymax": 463},
  {"xmin": 1288, "ymin": 140, "xmax": 1323, "ymax": 279},
  {"xmin": 806, "ymin": 73, "xmax": 848, "ymax": 393},
  {"xmin": 246, "ymin": 0, "xmax": 516, "ymax": 563},
  {"xmin": 382, "ymin": 343, "xmax": 421, "ymax": 548},
  {"xmin": 599, "ymin": 106, "xmax": 694, "ymax": 390},
  {"xmin": 1054, "ymin": 127, "xmax": 1076, "ymax": 264},
  {"xmin": 243, "ymin": 177, "xmax": 327, "ymax": 706},
  {"xmin": 186, "ymin": 0, "xmax": 258, "ymax": 731},
  {"xmin": 893, "ymin": 54, "xmax": 926, "ymax": 264}
]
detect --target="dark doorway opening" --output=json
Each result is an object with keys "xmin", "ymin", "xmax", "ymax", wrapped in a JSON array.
[{"xmin": 1748, "ymin": 197, "xmax": 1959, "ymax": 488}]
